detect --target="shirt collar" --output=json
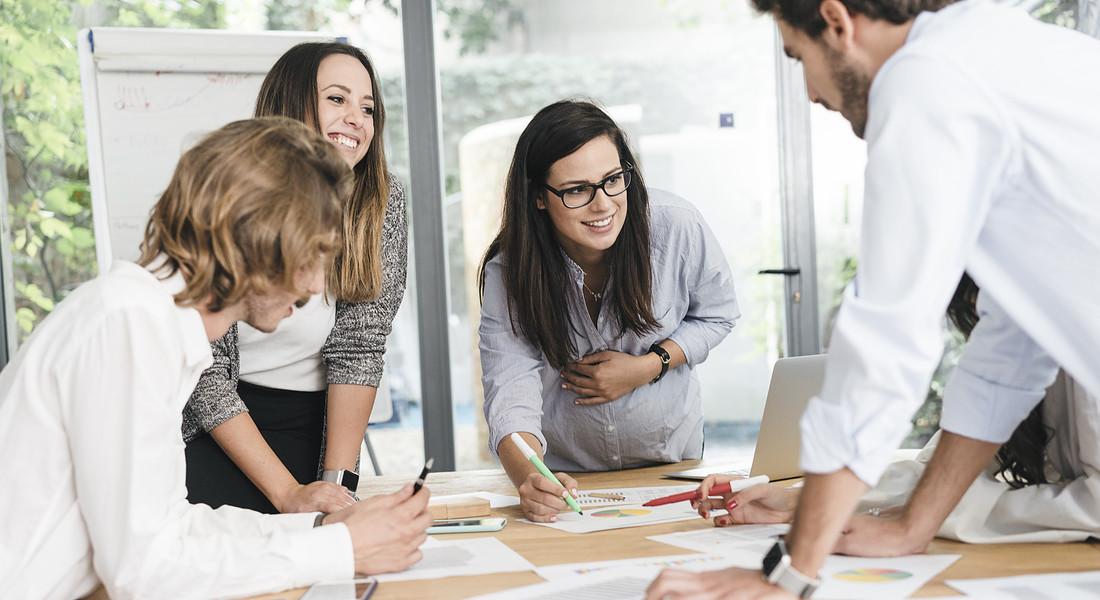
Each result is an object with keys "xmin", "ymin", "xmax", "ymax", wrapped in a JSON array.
[{"xmin": 115, "ymin": 257, "xmax": 213, "ymax": 369}]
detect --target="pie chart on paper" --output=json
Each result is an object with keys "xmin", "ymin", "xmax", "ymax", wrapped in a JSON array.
[
  {"xmin": 833, "ymin": 568, "xmax": 914, "ymax": 583},
  {"xmin": 590, "ymin": 508, "xmax": 653, "ymax": 518}
]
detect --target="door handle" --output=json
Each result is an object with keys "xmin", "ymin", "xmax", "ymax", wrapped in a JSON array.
[{"xmin": 757, "ymin": 267, "xmax": 801, "ymax": 276}]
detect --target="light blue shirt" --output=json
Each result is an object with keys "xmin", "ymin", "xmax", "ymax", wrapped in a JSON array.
[{"xmin": 479, "ymin": 189, "xmax": 740, "ymax": 472}]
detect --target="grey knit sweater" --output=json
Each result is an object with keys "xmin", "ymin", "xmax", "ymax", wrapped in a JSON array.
[{"xmin": 181, "ymin": 178, "xmax": 408, "ymax": 442}]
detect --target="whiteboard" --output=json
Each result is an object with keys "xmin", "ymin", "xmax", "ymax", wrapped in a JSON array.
[{"xmin": 78, "ymin": 27, "xmax": 343, "ymax": 273}]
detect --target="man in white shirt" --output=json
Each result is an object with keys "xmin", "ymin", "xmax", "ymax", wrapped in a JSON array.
[
  {"xmin": 0, "ymin": 117, "xmax": 432, "ymax": 599},
  {"xmin": 648, "ymin": 0, "xmax": 1100, "ymax": 597}
]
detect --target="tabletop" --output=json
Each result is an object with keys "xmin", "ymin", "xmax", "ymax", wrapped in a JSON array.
[{"xmin": 250, "ymin": 461, "xmax": 1100, "ymax": 599}]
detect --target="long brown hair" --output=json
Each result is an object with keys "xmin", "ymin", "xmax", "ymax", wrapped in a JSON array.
[
  {"xmin": 947, "ymin": 273, "xmax": 1051, "ymax": 489},
  {"xmin": 255, "ymin": 41, "xmax": 389, "ymax": 302},
  {"xmin": 478, "ymin": 100, "xmax": 659, "ymax": 370},
  {"xmin": 138, "ymin": 117, "xmax": 346, "ymax": 311}
]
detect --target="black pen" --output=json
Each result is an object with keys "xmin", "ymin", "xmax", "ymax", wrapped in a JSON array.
[{"xmin": 413, "ymin": 457, "xmax": 434, "ymax": 494}]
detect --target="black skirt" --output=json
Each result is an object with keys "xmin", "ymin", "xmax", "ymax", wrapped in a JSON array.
[{"xmin": 185, "ymin": 380, "xmax": 326, "ymax": 514}]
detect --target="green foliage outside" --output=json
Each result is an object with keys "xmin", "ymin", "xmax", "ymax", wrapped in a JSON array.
[{"xmin": 0, "ymin": 0, "xmax": 230, "ymax": 341}]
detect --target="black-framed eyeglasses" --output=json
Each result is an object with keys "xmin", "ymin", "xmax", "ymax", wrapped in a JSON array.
[{"xmin": 542, "ymin": 164, "xmax": 634, "ymax": 209}]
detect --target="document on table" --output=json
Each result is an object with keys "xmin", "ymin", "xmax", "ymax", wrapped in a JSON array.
[
  {"xmin": 469, "ymin": 567, "xmax": 655, "ymax": 600},
  {"xmin": 647, "ymin": 523, "xmax": 790, "ymax": 565},
  {"xmin": 536, "ymin": 554, "xmax": 738, "ymax": 579},
  {"xmin": 430, "ymin": 491, "xmax": 520, "ymax": 508},
  {"xmin": 572, "ymin": 484, "xmax": 698, "ymax": 508},
  {"xmin": 373, "ymin": 537, "xmax": 534, "ymax": 582},
  {"xmin": 524, "ymin": 502, "xmax": 700, "ymax": 534},
  {"xmin": 948, "ymin": 570, "xmax": 1100, "ymax": 599},
  {"xmin": 648, "ymin": 524, "xmax": 959, "ymax": 599}
]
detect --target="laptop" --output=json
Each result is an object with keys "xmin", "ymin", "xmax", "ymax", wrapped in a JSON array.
[{"xmin": 664, "ymin": 353, "xmax": 827, "ymax": 482}]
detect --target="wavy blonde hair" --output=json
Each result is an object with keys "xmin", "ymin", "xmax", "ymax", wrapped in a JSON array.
[
  {"xmin": 255, "ymin": 42, "xmax": 389, "ymax": 301},
  {"xmin": 138, "ymin": 117, "xmax": 348, "ymax": 311}
]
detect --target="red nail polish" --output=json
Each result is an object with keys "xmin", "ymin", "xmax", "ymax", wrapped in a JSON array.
[{"xmin": 726, "ymin": 500, "xmax": 737, "ymax": 511}]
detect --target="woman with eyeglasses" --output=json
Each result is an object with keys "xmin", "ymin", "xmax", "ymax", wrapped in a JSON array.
[{"xmin": 477, "ymin": 100, "xmax": 740, "ymax": 522}]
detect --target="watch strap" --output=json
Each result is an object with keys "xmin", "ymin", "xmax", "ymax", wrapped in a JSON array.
[
  {"xmin": 321, "ymin": 468, "xmax": 360, "ymax": 493},
  {"xmin": 648, "ymin": 343, "xmax": 671, "ymax": 384},
  {"xmin": 762, "ymin": 540, "xmax": 820, "ymax": 598}
]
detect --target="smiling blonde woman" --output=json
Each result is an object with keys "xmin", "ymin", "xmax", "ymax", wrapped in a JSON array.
[{"xmin": 182, "ymin": 42, "xmax": 409, "ymax": 516}]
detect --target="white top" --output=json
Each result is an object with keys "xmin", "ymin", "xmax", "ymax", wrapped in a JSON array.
[
  {"xmin": 0, "ymin": 261, "xmax": 352, "ymax": 599},
  {"xmin": 239, "ymin": 292, "xmax": 336, "ymax": 391},
  {"xmin": 864, "ymin": 374, "xmax": 1100, "ymax": 543},
  {"xmin": 800, "ymin": 0, "xmax": 1100, "ymax": 485}
]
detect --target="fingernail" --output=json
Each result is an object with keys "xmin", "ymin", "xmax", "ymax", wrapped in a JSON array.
[
  {"xmin": 716, "ymin": 516, "xmax": 731, "ymax": 526},
  {"xmin": 550, "ymin": 515, "xmax": 557, "ymax": 522},
  {"xmin": 571, "ymin": 488, "xmax": 578, "ymax": 496},
  {"xmin": 726, "ymin": 500, "xmax": 737, "ymax": 511},
  {"xmin": 561, "ymin": 383, "xmax": 568, "ymax": 389},
  {"xmin": 574, "ymin": 400, "xmax": 580, "ymax": 405}
]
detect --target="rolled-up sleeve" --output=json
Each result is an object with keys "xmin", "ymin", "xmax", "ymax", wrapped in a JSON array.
[
  {"xmin": 939, "ymin": 293, "xmax": 1058, "ymax": 442},
  {"xmin": 181, "ymin": 324, "xmax": 245, "ymax": 442},
  {"xmin": 800, "ymin": 54, "xmax": 1013, "ymax": 486},
  {"xmin": 323, "ymin": 179, "xmax": 408, "ymax": 387},
  {"xmin": 479, "ymin": 258, "xmax": 549, "ymax": 457},
  {"xmin": 666, "ymin": 207, "xmax": 739, "ymax": 366}
]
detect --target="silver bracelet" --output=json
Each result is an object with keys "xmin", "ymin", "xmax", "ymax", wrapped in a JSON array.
[{"xmin": 313, "ymin": 512, "xmax": 327, "ymax": 528}]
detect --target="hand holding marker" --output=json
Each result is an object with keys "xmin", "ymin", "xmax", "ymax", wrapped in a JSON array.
[
  {"xmin": 510, "ymin": 432, "xmax": 583, "ymax": 515},
  {"xmin": 643, "ymin": 474, "xmax": 770, "ymax": 507}
]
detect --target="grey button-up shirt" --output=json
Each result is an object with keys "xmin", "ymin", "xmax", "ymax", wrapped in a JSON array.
[{"xmin": 480, "ymin": 189, "xmax": 740, "ymax": 472}]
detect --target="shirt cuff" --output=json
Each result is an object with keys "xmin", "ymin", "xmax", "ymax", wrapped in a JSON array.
[
  {"xmin": 488, "ymin": 421, "xmax": 548, "ymax": 459},
  {"xmin": 939, "ymin": 366, "xmax": 1044, "ymax": 443},
  {"xmin": 283, "ymin": 522, "xmax": 356, "ymax": 582},
  {"xmin": 799, "ymin": 395, "xmax": 914, "ymax": 487}
]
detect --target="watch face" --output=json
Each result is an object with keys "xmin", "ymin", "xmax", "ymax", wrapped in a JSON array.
[
  {"xmin": 341, "ymin": 470, "xmax": 360, "ymax": 491},
  {"xmin": 762, "ymin": 540, "xmax": 784, "ymax": 575}
]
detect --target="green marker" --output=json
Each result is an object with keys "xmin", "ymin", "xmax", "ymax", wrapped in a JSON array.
[{"xmin": 510, "ymin": 432, "xmax": 583, "ymax": 515}]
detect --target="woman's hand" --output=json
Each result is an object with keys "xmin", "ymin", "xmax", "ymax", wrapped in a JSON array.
[
  {"xmin": 275, "ymin": 480, "xmax": 355, "ymax": 514},
  {"xmin": 691, "ymin": 474, "xmax": 799, "ymax": 527},
  {"xmin": 560, "ymin": 350, "xmax": 659, "ymax": 405},
  {"xmin": 517, "ymin": 471, "xmax": 580, "ymax": 522}
]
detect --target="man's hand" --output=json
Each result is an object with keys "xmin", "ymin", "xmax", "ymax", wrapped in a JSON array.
[
  {"xmin": 275, "ymin": 480, "xmax": 355, "ymax": 514},
  {"xmin": 327, "ymin": 483, "xmax": 432, "ymax": 575},
  {"xmin": 518, "ymin": 470, "xmax": 580, "ymax": 522},
  {"xmin": 836, "ymin": 512, "xmax": 932, "ymax": 557},
  {"xmin": 646, "ymin": 567, "xmax": 795, "ymax": 599},
  {"xmin": 560, "ymin": 350, "xmax": 657, "ymax": 405},
  {"xmin": 691, "ymin": 475, "xmax": 799, "ymax": 527}
]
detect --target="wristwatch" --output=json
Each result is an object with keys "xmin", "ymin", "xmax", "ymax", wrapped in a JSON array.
[
  {"xmin": 321, "ymin": 468, "xmax": 360, "ymax": 493},
  {"xmin": 762, "ymin": 540, "xmax": 821, "ymax": 598},
  {"xmin": 648, "ymin": 343, "xmax": 671, "ymax": 384}
]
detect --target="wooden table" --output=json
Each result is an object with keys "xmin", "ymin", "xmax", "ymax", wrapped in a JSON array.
[{"xmin": 254, "ymin": 461, "xmax": 1100, "ymax": 599}]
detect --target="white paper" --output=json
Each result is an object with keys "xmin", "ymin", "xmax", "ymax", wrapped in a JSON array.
[
  {"xmin": 536, "ymin": 554, "xmax": 739, "ymax": 579},
  {"xmin": 429, "ymin": 491, "xmax": 520, "ymax": 509},
  {"xmin": 647, "ymin": 524, "xmax": 790, "ymax": 565},
  {"xmin": 372, "ymin": 537, "xmax": 534, "ymax": 582},
  {"xmin": 816, "ymin": 554, "xmax": 960, "ymax": 599},
  {"xmin": 524, "ymin": 503, "xmax": 700, "ymax": 534},
  {"xmin": 469, "ymin": 567, "xmax": 655, "ymax": 600},
  {"xmin": 948, "ymin": 570, "xmax": 1100, "ymax": 599},
  {"xmin": 648, "ymin": 525, "xmax": 958, "ymax": 599},
  {"xmin": 571, "ymin": 484, "xmax": 698, "ymax": 508}
]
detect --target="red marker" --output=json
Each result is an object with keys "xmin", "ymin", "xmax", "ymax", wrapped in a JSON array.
[{"xmin": 643, "ymin": 475, "xmax": 770, "ymax": 507}]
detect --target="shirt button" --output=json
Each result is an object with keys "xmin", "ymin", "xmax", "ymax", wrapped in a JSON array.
[
  {"xmin": 611, "ymin": 455, "xmax": 619, "ymax": 461},
  {"xmin": 607, "ymin": 425, "xmax": 615, "ymax": 432}
]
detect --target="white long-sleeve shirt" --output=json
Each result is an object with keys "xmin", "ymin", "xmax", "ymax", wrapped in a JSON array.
[
  {"xmin": 0, "ymin": 261, "xmax": 353, "ymax": 599},
  {"xmin": 800, "ymin": 0, "xmax": 1100, "ymax": 485},
  {"xmin": 863, "ymin": 373, "xmax": 1100, "ymax": 543}
]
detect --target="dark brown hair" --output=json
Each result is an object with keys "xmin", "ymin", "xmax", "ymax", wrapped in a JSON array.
[
  {"xmin": 750, "ymin": 0, "xmax": 955, "ymax": 36},
  {"xmin": 947, "ymin": 273, "xmax": 1050, "ymax": 489},
  {"xmin": 255, "ymin": 41, "xmax": 389, "ymax": 302},
  {"xmin": 138, "ymin": 117, "xmax": 346, "ymax": 311},
  {"xmin": 478, "ymin": 100, "xmax": 659, "ymax": 370}
]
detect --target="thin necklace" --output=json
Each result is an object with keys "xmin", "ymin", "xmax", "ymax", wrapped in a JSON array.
[{"xmin": 580, "ymin": 269, "xmax": 605, "ymax": 302}]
